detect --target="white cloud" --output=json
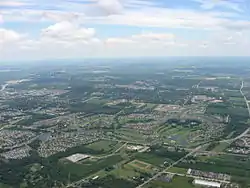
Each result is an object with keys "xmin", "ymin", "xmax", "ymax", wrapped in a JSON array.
[
  {"xmin": 97, "ymin": 0, "xmax": 123, "ymax": 15},
  {"xmin": 1, "ymin": 0, "xmax": 250, "ymax": 60},
  {"xmin": 0, "ymin": 28, "xmax": 24, "ymax": 44},
  {"xmin": 1, "ymin": 1, "xmax": 249, "ymax": 31},
  {"xmin": 106, "ymin": 38, "xmax": 135, "ymax": 44},
  {"xmin": 0, "ymin": 14, "xmax": 3, "ymax": 23},
  {"xmin": 105, "ymin": 32, "xmax": 176, "ymax": 46},
  {"xmin": 131, "ymin": 33, "xmax": 175, "ymax": 41},
  {"xmin": 0, "ymin": 1, "xmax": 31, "ymax": 7},
  {"xmin": 42, "ymin": 11, "xmax": 80, "ymax": 22},
  {"xmin": 83, "ymin": 7, "xmax": 249, "ymax": 30},
  {"xmin": 41, "ymin": 21, "xmax": 96, "ymax": 42},
  {"xmin": 194, "ymin": 0, "xmax": 243, "ymax": 12}
]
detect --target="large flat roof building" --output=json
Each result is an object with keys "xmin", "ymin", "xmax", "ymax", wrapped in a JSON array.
[
  {"xmin": 194, "ymin": 179, "xmax": 221, "ymax": 188},
  {"xmin": 66, "ymin": 153, "xmax": 90, "ymax": 163}
]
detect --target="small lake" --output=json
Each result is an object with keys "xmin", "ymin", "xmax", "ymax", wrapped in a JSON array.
[{"xmin": 38, "ymin": 132, "xmax": 51, "ymax": 141}]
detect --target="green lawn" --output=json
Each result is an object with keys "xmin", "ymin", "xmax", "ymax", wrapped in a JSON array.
[
  {"xmin": 135, "ymin": 153, "xmax": 166, "ymax": 166},
  {"xmin": 86, "ymin": 98, "xmax": 108, "ymax": 104},
  {"xmin": 144, "ymin": 103, "xmax": 157, "ymax": 110},
  {"xmin": 0, "ymin": 183, "xmax": 12, "ymax": 188},
  {"xmin": 110, "ymin": 166, "xmax": 140, "ymax": 179},
  {"xmin": 85, "ymin": 140, "xmax": 122, "ymax": 153},
  {"xmin": 212, "ymin": 142, "xmax": 230, "ymax": 152},
  {"xmin": 115, "ymin": 129, "xmax": 145, "ymax": 141},
  {"xmin": 167, "ymin": 167, "xmax": 187, "ymax": 174}
]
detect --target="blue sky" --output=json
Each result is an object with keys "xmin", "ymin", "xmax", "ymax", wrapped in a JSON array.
[{"xmin": 0, "ymin": 0, "xmax": 250, "ymax": 60}]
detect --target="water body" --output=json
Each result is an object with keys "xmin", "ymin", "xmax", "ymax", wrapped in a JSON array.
[{"xmin": 38, "ymin": 132, "xmax": 52, "ymax": 141}]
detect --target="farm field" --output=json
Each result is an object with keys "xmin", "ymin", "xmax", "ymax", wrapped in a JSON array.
[
  {"xmin": 212, "ymin": 142, "xmax": 230, "ymax": 152},
  {"xmin": 135, "ymin": 152, "xmax": 167, "ymax": 166},
  {"xmin": 145, "ymin": 175, "xmax": 196, "ymax": 188},
  {"xmin": 167, "ymin": 167, "xmax": 188, "ymax": 174},
  {"xmin": 59, "ymin": 155, "xmax": 123, "ymax": 181}
]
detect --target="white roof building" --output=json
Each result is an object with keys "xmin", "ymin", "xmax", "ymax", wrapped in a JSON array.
[
  {"xmin": 66, "ymin": 153, "xmax": 90, "ymax": 163},
  {"xmin": 194, "ymin": 179, "xmax": 221, "ymax": 188}
]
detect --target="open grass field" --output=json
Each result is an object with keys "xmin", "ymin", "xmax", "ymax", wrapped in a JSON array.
[
  {"xmin": 146, "ymin": 175, "xmax": 195, "ymax": 188},
  {"xmin": 114, "ymin": 128, "xmax": 145, "ymax": 141},
  {"xmin": 167, "ymin": 167, "xmax": 187, "ymax": 174},
  {"xmin": 144, "ymin": 103, "xmax": 157, "ymax": 110},
  {"xmin": 110, "ymin": 160, "xmax": 157, "ymax": 180},
  {"xmin": 127, "ymin": 160, "xmax": 154, "ymax": 172},
  {"xmin": 110, "ymin": 166, "xmax": 140, "ymax": 179},
  {"xmin": 85, "ymin": 97, "xmax": 109, "ymax": 105},
  {"xmin": 0, "ymin": 183, "xmax": 11, "ymax": 188},
  {"xmin": 85, "ymin": 140, "xmax": 123, "ymax": 153},
  {"xmin": 59, "ymin": 155, "xmax": 123, "ymax": 181},
  {"xmin": 224, "ymin": 90, "xmax": 243, "ymax": 98},
  {"xmin": 135, "ymin": 152, "xmax": 166, "ymax": 166},
  {"xmin": 229, "ymin": 97, "xmax": 245, "ymax": 102},
  {"xmin": 212, "ymin": 142, "xmax": 230, "ymax": 152}
]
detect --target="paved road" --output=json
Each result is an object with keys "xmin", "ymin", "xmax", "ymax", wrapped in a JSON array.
[
  {"xmin": 135, "ymin": 145, "xmax": 202, "ymax": 188},
  {"xmin": 114, "ymin": 142, "xmax": 127, "ymax": 153},
  {"xmin": 82, "ymin": 97, "xmax": 98, "ymax": 103},
  {"xmin": 221, "ymin": 80, "xmax": 250, "ymax": 143}
]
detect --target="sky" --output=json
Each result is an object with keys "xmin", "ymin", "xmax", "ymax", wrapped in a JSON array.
[{"xmin": 0, "ymin": 0, "xmax": 250, "ymax": 61}]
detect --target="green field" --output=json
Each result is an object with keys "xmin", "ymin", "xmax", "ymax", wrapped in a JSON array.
[
  {"xmin": 146, "ymin": 175, "xmax": 195, "ymax": 188},
  {"xmin": 0, "ymin": 183, "xmax": 11, "ymax": 188},
  {"xmin": 167, "ymin": 167, "xmax": 187, "ymax": 174},
  {"xmin": 114, "ymin": 129, "xmax": 145, "ymax": 141},
  {"xmin": 92, "ymin": 159, "xmax": 157, "ymax": 181},
  {"xmin": 212, "ymin": 142, "xmax": 230, "ymax": 152},
  {"xmin": 178, "ymin": 154, "xmax": 250, "ymax": 186},
  {"xmin": 85, "ymin": 97, "xmax": 109, "ymax": 104},
  {"xmin": 110, "ymin": 166, "xmax": 140, "ymax": 179},
  {"xmin": 144, "ymin": 103, "xmax": 157, "ymax": 110},
  {"xmin": 158, "ymin": 126, "xmax": 195, "ymax": 146},
  {"xmin": 135, "ymin": 152, "xmax": 166, "ymax": 166},
  {"xmin": 85, "ymin": 140, "xmax": 123, "ymax": 153},
  {"xmin": 59, "ymin": 155, "xmax": 123, "ymax": 181}
]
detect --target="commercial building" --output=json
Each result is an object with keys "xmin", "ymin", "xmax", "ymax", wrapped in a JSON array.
[
  {"xmin": 66, "ymin": 153, "xmax": 90, "ymax": 163},
  {"xmin": 193, "ymin": 179, "xmax": 221, "ymax": 188}
]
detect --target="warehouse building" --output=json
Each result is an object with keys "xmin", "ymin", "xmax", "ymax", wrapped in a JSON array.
[
  {"xmin": 66, "ymin": 153, "xmax": 90, "ymax": 163},
  {"xmin": 193, "ymin": 179, "xmax": 221, "ymax": 188}
]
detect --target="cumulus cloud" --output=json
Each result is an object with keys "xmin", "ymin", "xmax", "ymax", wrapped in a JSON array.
[
  {"xmin": 41, "ymin": 21, "xmax": 96, "ymax": 42},
  {"xmin": 97, "ymin": 0, "xmax": 124, "ymax": 15},
  {"xmin": 1, "ymin": 0, "xmax": 250, "ymax": 60},
  {"xmin": 0, "ymin": 28, "xmax": 24, "ymax": 44}
]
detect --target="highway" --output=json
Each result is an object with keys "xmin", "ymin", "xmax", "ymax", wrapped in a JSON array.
[{"xmin": 221, "ymin": 80, "xmax": 250, "ymax": 143}]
